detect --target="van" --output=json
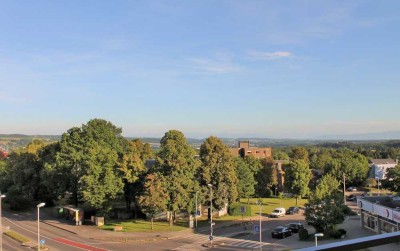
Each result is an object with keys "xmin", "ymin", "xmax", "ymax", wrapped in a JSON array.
[{"xmin": 270, "ymin": 207, "xmax": 286, "ymax": 218}]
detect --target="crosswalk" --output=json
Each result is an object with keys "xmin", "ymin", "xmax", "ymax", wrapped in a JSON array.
[{"xmin": 172, "ymin": 233, "xmax": 266, "ymax": 250}]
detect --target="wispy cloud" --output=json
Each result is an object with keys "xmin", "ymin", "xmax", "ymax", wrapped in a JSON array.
[
  {"xmin": 190, "ymin": 55, "xmax": 241, "ymax": 74},
  {"xmin": 247, "ymin": 50, "xmax": 293, "ymax": 60}
]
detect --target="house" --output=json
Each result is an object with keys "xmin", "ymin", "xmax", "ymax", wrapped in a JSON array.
[
  {"xmin": 229, "ymin": 141, "xmax": 272, "ymax": 159},
  {"xmin": 369, "ymin": 159, "xmax": 398, "ymax": 180}
]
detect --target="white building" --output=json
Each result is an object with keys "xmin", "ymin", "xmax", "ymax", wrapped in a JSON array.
[
  {"xmin": 358, "ymin": 196, "xmax": 400, "ymax": 234},
  {"xmin": 369, "ymin": 159, "xmax": 398, "ymax": 180}
]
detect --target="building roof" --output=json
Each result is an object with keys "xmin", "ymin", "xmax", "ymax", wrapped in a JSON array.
[{"xmin": 369, "ymin": 159, "xmax": 397, "ymax": 165}]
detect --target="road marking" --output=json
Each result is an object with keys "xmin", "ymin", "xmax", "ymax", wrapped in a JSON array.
[{"xmin": 53, "ymin": 238, "xmax": 109, "ymax": 251}]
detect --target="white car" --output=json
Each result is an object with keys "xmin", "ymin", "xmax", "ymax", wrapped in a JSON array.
[
  {"xmin": 347, "ymin": 187, "xmax": 357, "ymax": 192},
  {"xmin": 270, "ymin": 207, "xmax": 286, "ymax": 218}
]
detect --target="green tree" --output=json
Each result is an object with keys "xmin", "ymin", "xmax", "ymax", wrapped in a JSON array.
[
  {"xmin": 255, "ymin": 158, "xmax": 277, "ymax": 198},
  {"xmin": 314, "ymin": 174, "xmax": 340, "ymax": 200},
  {"xmin": 199, "ymin": 136, "xmax": 238, "ymax": 210},
  {"xmin": 289, "ymin": 147, "xmax": 309, "ymax": 163},
  {"xmin": 235, "ymin": 157, "xmax": 255, "ymax": 200},
  {"xmin": 272, "ymin": 149, "xmax": 290, "ymax": 161},
  {"xmin": 56, "ymin": 119, "xmax": 125, "ymax": 215},
  {"xmin": 157, "ymin": 130, "xmax": 200, "ymax": 225},
  {"xmin": 118, "ymin": 139, "xmax": 153, "ymax": 210},
  {"xmin": 284, "ymin": 160, "xmax": 311, "ymax": 205},
  {"xmin": 139, "ymin": 172, "xmax": 168, "ymax": 230},
  {"xmin": 386, "ymin": 165, "xmax": 400, "ymax": 193},
  {"xmin": 1, "ymin": 139, "xmax": 49, "ymax": 209},
  {"xmin": 324, "ymin": 148, "xmax": 369, "ymax": 185}
]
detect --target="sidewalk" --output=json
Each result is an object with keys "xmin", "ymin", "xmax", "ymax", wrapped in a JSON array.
[
  {"xmin": 41, "ymin": 210, "xmax": 254, "ymax": 243},
  {"xmin": 269, "ymin": 215, "xmax": 400, "ymax": 251}
]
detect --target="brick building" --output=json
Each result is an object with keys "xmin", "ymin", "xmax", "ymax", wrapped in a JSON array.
[{"xmin": 229, "ymin": 141, "xmax": 272, "ymax": 159}]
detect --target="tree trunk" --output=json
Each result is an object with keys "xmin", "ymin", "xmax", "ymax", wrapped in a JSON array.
[
  {"xmin": 151, "ymin": 217, "xmax": 154, "ymax": 230},
  {"xmin": 169, "ymin": 211, "xmax": 173, "ymax": 226}
]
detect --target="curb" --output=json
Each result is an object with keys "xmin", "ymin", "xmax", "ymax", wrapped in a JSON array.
[{"xmin": 42, "ymin": 221, "xmax": 77, "ymax": 235}]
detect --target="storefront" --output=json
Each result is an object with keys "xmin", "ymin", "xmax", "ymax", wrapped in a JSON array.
[{"xmin": 359, "ymin": 197, "xmax": 400, "ymax": 234}]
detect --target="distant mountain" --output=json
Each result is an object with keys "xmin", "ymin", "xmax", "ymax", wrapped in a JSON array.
[{"xmin": 317, "ymin": 131, "xmax": 400, "ymax": 141}]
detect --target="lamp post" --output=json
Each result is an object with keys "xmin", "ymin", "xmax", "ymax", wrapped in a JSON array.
[
  {"xmin": 257, "ymin": 200, "xmax": 262, "ymax": 250},
  {"xmin": 195, "ymin": 191, "xmax": 199, "ymax": 229},
  {"xmin": 37, "ymin": 202, "xmax": 45, "ymax": 251},
  {"xmin": 207, "ymin": 184, "xmax": 213, "ymax": 246},
  {"xmin": 315, "ymin": 233, "xmax": 324, "ymax": 247},
  {"xmin": 0, "ymin": 194, "xmax": 6, "ymax": 251}
]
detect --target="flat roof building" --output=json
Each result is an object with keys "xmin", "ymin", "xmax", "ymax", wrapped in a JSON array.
[
  {"xmin": 358, "ymin": 195, "xmax": 400, "ymax": 234},
  {"xmin": 229, "ymin": 141, "xmax": 272, "ymax": 159}
]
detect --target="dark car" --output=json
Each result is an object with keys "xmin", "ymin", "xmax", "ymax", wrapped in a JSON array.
[
  {"xmin": 346, "ymin": 194, "xmax": 356, "ymax": 201},
  {"xmin": 271, "ymin": 226, "xmax": 292, "ymax": 239},
  {"xmin": 287, "ymin": 223, "xmax": 304, "ymax": 233},
  {"xmin": 286, "ymin": 206, "xmax": 300, "ymax": 215}
]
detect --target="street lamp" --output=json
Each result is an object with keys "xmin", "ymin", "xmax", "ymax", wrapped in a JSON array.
[
  {"xmin": 195, "ymin": 191, "xmax": 199, "ymax": 229},
  {"xmin": 37, "ymin": 202, "xmax": 45, "ymax": 251},
  {"xmin": 207, "ymin": 184, "xmax": 213, "ymax": 246},
  {"xmin": 0, "ymin": 194, "xmax": 6, "ymax": 251},
  {"xmin": 315, "ymin": 233, "xmax": 324, "ymax": 247},
  {"xmin": 257, "ymin": 200, "xmax": 262, "ymax": 250}
]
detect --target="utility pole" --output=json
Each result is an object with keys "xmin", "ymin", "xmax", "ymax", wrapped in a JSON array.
[{"xmin": 343, "ymin": 173, "xmax": 346, "ymax": 205}]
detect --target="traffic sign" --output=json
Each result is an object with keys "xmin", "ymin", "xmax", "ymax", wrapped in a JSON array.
[
  {"xmin": 254, "ymin": 225, "xmax": 260, "ymax": 233},
  {"xmin": 209, "ymin": 235, "xmax": 213, "ymax": 241},
  {"xmin": 196, "ymin": 210, "xmax": 200, "ymax": 216},
  {"xmin": 40, "ymin": 239, "xmax": 45, "ymax": 244},
  {"xmin": 240, "ymin": 206, "xmax": 246, "ymax": 214}
]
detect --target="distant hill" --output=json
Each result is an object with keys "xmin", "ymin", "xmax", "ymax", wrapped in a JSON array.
[
  {"xmin": 2, "ymin": 132, "xmax": 400, "ymax": 151},
  {"xmin": 317, "ymin": 131, "xmax": 400, "ymax": 141}
]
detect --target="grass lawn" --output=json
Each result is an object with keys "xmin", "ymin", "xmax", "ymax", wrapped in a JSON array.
[
  {"xmin": 241, "ymin": 197, "xmax": 307, "ymax": 216},
  {"xmin": 100, "ymin": 197, "xmax": 307, "ymax": 232},
  {"xmin": 195, "ymin": 197, "xmax": 307, "ymax": 228},
  {"xmin": 100, "ymin": 219, "xmax": 188, "ymax": 232}
]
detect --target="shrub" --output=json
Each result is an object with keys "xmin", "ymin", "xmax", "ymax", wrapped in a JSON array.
[
  {"xmin": 338, "ymin": 229, "xmax": 347, "ymax": 236},
  {"xmin": 228, "ymin": 202, "xmax": 252, "ymax": 216},
  {"xmin": 342, "ymin": 205, "xmax": 357, "ymax": 215},
  {"xmin": 299, "ymin": 228, "xmax": 309, "ymax": 240}
]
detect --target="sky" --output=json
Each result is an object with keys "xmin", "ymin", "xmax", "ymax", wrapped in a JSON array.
[{"xmin": 1, "ymin": 0, "xmax": 399, "ymax": 139}]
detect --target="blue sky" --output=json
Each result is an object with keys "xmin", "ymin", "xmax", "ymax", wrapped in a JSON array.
[{"xmin": 0, "ymin": 0, "xmax": 399, "ymax": 139}]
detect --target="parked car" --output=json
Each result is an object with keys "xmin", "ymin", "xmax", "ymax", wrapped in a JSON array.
[
  {"xmin": 287, "ymin": 223, "xmax": 304, "ymax": 233},
  {"xmin": 346, "ymin": 194, "xmax": 357, "ymax": 201},
  {"xmin": 286, "ymin": 206, "xmax": 300, "ymax": 215},
  {"xmin": 270, "ymin": 207, "xmax": 286, "ymax": 218},
  {"xmin": 271, "ymin": 226, "xmax": 292, "ymax": 238},
  {"xmin": 346, "ymin": 187, "xmax": 357, "ymax": 192}
]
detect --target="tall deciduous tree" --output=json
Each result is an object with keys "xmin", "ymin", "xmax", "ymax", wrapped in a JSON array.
[
  {"xmin": 324, "ymin": 148, "xmax": 369, "ymax": 184},
  {"xmin": 56, "ymin": 119, "xmax": 124, "ymax": 215},
  {"xmin": 139, "ymin": 172, "xmax": 167, "ymax": 230},
  {"xmin": 199, "ymin": 136, "xmax": 238, "ymax": 210},
  {"xmin": 284, "ymin": 160, "xmax": 312, "ymax": 205},
  {"xmin": 305, "ymin": 175, "xmax": 345, "ymax": 233},
  {"xmin": 255, "ymin": 158, "xmax": 277, "ymax": 197},
  {"xmin": 118, "ymin": 139, "xmax": 153, "ymax": 210},
  {"xmin": 235, "ymin": 157, "xmax": 255, "ymax": 200},
  {"xmin": 313, "ymin": 174, "xmax": 340, "ymax": 200},
  {"xmin": 157, "ymin": 130, "xmax": 200, "ymax": 225},
  {"xmin": 386, "ymin": 165, "xmax": 400, "ymax": 193},
  {"xmin": 290, "ymin": 147, "xmax": 309, "ymax": 163}
]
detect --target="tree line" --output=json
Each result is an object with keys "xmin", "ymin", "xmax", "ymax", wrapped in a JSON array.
[
  {"xmin": 0, "ymin": 119, "xmax": 277, "ymax": 225},
  {"xmin": 1, "ymin": 118, "xmax": 398, "ymax": 227}
]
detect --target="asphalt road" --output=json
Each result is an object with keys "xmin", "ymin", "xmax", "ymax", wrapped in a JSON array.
[{"xmin": 1, "ymin": 209, "xmax": 306, "ymax": 251}]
